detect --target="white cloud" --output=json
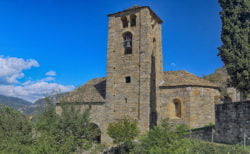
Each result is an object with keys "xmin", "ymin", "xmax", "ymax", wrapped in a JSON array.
[
  {"xmin": 0, "ymin": 56, "xmax": 39, "ymax": 84},
  {"xmin": 40, "ymin": 77, "xmax": 55, "ymax": 82},
  {"xmin": 170, "ymin": 62, "xmax": 177, "ymax": 67},
  {"xmin": 0, "ymin": 56, "xmax": 74, "ymax": 102},
  {"xmin": 45, "ymin": 70, "xmax": 56, "ymax": 76},
  {"xmin": 0, "ymin": 82, "xmax": 74, "ymax": 102}
]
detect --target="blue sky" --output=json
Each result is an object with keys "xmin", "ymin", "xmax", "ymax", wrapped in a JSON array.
[{"xmin": 0, "ymin": 0, "xmax": 223, "ymax": 102}]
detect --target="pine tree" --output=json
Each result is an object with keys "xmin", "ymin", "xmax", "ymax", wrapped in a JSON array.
[{"xmin": 218, "ymin": 0, "xmax": 250, "ymax": 98}]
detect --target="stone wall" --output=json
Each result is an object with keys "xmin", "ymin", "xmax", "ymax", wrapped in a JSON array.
[
  {"xmin": 215, "ymin": 101, "xmax": 250, "ymax": 145},
  {"xmin": 190, "ymin": 126, "xmax": 215, "ymax": 142},
  {"xmin": 159, "ymin": 86, "xmax": 219, "ymax": 128},
  {"xmin": 189, "ymin": 87, "xmax": 219, "ymax": 128},
  {"xmin": 226, "ymin": 87, "xmax": 242, "ymax": 102},
  {"xmin": 159, "ymin": 87, "xmax": 190, "ymax": 126}
]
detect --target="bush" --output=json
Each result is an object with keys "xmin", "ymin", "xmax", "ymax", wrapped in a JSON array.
[
  {"xmin": 107, "ymin": 117, "xmax": 139, "ymax": 145},
  {"xmin": 33, "ymin": 102, "xmax": 100, "ymax": 153},
  {"xmin": 132, "ymin": 120, "xmax": 189, "ymax": 153},
  {"xmin": 132, "ymin": 120, "xmax": 248, "ymax": 154},
  {"xmin": 0, "ymin": 104, "xmax": 34, "ymax": 153}
]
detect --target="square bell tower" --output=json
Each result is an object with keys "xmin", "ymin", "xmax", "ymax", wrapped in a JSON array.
[{"xmin": 105, "ymin": 6, "xmax": 163, "ymax": 133}]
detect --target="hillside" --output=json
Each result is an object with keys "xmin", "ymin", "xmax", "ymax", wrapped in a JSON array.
[
  {"xmin": 0, "ymin": 93, "xmax": 68, "ymax": 115},
  {"xmin": 203, "ymin": 66, "xmax": 229, "ymax": 95},
  {"xmin": 0, "ymin": 95, "xmax": 32, "ymax": 111}
]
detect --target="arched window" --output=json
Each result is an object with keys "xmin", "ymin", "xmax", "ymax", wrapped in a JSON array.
[
  {"xmin": 173, "ymin": 99, "xmax": 182, "ymax": 118},
  {"xmin": 121, "ymin": 16, "xmax": 128, "ymax": 28},
  {"xmin": 130, "ymin": 14, "xmax": 137, "ymax": 27},
  {"xmin": 123, "ymin": 32, "xmax": 132, "ymax": 54}
]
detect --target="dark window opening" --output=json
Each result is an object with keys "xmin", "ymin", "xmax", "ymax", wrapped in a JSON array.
[
  {"xmin": 173, "ymin": 99, "xmax": 182, "ymax": 118},
  {"xmin": 125, "ymin": 76, "xmax": 131, "ymax": 83},
  {"xmin": 153, "ymin": 38, "xmax": 156, "ymax": 50},
  {"xmin": 121, "ymin": 16, "xmax": 128, "ymax": 28},
  {"xmin": 123, "ymin": 32, "xmax": 133, "ymax": 54},
  {"xmin": 130, "ymin": 14, "xmax": 137, "ymax": 27}
]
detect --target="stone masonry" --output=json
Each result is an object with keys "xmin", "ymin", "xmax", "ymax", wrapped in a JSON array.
[{"xmin": 215, "ymin": 101, "xmax": 250, "ymax": 145}]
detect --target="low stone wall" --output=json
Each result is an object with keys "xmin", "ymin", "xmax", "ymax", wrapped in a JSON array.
[
  {"xmin": 215, "ymin": 101, "xmax": 250, "ymax": 145},
  {"xmin": 190, "ymin": 126, "xmax": 215, "ymax": 142}
]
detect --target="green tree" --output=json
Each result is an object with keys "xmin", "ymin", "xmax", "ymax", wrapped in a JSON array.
[
  {"xmin": 0, "ymin": 104, "xmax": 34, "ymax": 153},
  {"xmin": 107, "ymin": 117, "xmax": 139, "ymax": 145},
  {"xmin": 218, "ymin": 0, "xmax": 250, "ymax": 98},
  {"xmin": 33, "ymin": 101, "xmax": 100, "ymax": 153}
]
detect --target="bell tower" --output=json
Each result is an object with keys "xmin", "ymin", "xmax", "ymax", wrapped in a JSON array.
[{"xmin": 105, "ymin": 6, "xmax": 163, "ymax": 133}]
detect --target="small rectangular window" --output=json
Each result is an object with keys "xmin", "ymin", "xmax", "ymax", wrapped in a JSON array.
[{"xmin": 125, "ymin": 76, "xmax": 131, "ymax": 83}]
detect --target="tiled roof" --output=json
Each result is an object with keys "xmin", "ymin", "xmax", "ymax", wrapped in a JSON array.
[
  {"xmin": 58, "ymin": 77, "xmax": 106, "ymax": 103},
  {"xmin": 161, "ymin": 71, "xmax": 219, "ymax": 88}
]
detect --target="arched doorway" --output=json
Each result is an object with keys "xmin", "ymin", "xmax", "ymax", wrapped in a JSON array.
[{"xmin": 90, "ymin": 123, "xmax": 101, "ymax": 143}]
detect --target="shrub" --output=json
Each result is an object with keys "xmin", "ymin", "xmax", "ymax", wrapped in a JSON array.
[
  {"xmin": 132, "ymin": 119, "xmax": 249, "ymax": 154},
  {"xmin": 107, "ymin": 117, "xmax": 139, "ymax": 145},
  {"xmin": 0, "ymin": 104, "xmax": 34, "ymax": 153},
  {"xmin": 33, "ymin": 101, "xmax": 100, "ymax": 153}
]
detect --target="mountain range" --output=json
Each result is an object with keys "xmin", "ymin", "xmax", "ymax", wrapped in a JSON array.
[{"xmin": 0, "ymin": 93, "xmax": 67, "ymax": 115}]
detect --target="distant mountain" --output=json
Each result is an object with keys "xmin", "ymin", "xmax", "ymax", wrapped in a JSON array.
[
  {"xmin": 0, "ymin": 93, "xmax": 68, "ymax": 115},
  {"xmin": 0, "ymin": 95, "xmax": 32, "ymax": 111},
  {"xmin": 28, "ymin": 93, "xmax": 68, "ymax": 115}
]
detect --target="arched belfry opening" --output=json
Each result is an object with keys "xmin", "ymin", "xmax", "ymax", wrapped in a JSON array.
[
  {"xmin": 121, "ymin": 16, "xmax": 128, "ymax": 28},
  {"xmin": 130, "ymin": 14, "xmax": 137, "ymax": 27},
  {"xmin": 123, "ymin": 32, "xmax": 133, "ymax": 54}
]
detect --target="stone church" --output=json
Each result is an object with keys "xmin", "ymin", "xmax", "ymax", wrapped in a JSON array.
[{"xmin": 56, "ymin": 6, "xmax": 220, "ymax": 144}]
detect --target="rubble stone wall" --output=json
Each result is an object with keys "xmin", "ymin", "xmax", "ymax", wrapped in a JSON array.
[{"xmin": 215, "ymin": 101, "xmax": 250, "ymax": 145}]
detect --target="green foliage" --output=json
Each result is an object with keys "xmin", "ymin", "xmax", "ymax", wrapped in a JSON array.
[
  {"xmin": 1, "ymin": 103, "xmax": 249, "ymax": 154},
  {"xmin": 90, "ymin": 143, "xmax": 107, "ymax": 154},
  {"xmin": 0, "ymin": 100, "xmax": 101, "ymax": 153},
  {"xmin": 187, "ymin": 140, "xmax": 249, "ymax": 154},
  {"xmin": 33, "ymin": 101, "xmax": 100, "ymax": 153},
  {"xmin": 0, "ymin": 104, "xmax": 34, "ymax": 153},
  {"xmin": 218, "ymin": 0, "xmax": 250, "ymax": 98},
  {"xmin": 132, "ymin": 120, "xmax": 189, "ymax": 153},
  {"xmin": 132, "ymin": 120, "xmax": 249, "ymax": 154},
  {"xmin": 107, "ymin": 117, "xmax": 139, "ymax": 145},
  {"xmin": 245, "ymin": 146, "xmax": 250, "ymax": 152}
]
